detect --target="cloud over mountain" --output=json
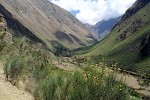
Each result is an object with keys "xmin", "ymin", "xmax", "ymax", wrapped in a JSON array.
[{"xmin": 50, "ymin": 0, "xmax": 136, "ymax": 25}]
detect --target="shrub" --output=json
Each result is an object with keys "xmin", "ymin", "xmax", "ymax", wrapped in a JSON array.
[{"xmin": 4, "ymin": 55, "xmax": 24, "ymax": 81}]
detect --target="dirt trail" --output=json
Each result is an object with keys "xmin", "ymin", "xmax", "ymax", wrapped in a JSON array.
[
  {"xmin": 52, "ymin": 57, "xmax": 76, "ymax": 71},
  {"xmin": 117, "ymin": 72, "xmax": 150, "ymax": 96},
  {"xmin": 0, "ymin": 61, "xmax": 34, "ymax": 100}
]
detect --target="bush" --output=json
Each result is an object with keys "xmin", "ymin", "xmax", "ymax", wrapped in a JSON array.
[{"xmin": 4, "ymin": 55, "xmax": 24, "ymax": 81}]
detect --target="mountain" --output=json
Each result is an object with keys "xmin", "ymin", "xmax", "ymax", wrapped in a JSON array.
[
  {"xmin": 77, "ymin": 0, "xmax": 150, "ymax": 73},
  {"xmin": 85, "ymin": 17, "xmax": 121, "ymax": 40},
  {"xmin": 90, "ymin": 17, "xmax": 121, "ymax": 40},
  {"xmin": 0, "ymin": 0, "xmax": 96, "ymax": 52}
]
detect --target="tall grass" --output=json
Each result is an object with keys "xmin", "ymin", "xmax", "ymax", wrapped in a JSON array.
[
  {"xmin": 2, "ymin": 37, "xmax": 50, "ymax": 81},
  {"xmin": 35, "ymin": 64, "xmax": 132, "ymax": 100}
]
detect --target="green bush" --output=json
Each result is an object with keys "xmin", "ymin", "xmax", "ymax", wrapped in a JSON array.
[
  {"xmin": 3, "ymin": 37, "xmax": 51, "ymax": 81},
  {"xmin": 4, "ymin": 55, "xmax": 24, "ymax": 81}
]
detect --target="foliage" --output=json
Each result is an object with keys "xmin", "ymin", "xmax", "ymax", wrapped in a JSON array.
[
  {"xmin": 35, "ymin": 63, "xmax": 135, "ymax": 100},
  {"xmin": 4, "ymin": 55, "xmax": 24, "ymax": 81},
  {"xmin": 0, "ymin": 39, "xmax": 6, "ymax": 51}
]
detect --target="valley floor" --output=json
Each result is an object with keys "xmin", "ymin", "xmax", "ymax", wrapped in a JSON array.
[{"xmin": 0, "ymin": 61, "xmax": 34, "ymax": 100}]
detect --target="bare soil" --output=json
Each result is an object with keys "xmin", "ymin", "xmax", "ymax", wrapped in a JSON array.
[{"xmin": 0, "ymin": 61, "xmax": 34, "ymax": 100}]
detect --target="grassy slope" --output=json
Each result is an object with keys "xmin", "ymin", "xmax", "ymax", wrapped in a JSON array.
[{"xmin": 76, "ymin": 3, "xmax": 150, "ymax": 73}]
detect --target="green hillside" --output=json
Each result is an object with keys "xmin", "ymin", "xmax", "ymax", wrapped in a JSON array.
[{"xmin": 75, "ymin": 0, "xmax": 150, "ymax": 74}]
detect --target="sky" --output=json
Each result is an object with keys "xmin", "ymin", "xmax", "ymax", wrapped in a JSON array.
[{"xmin": 50, "ymin": 0, "xmax": 136, "ymax": 25}]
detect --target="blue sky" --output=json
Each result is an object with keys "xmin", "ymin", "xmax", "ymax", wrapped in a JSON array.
[
  {"xmin": 50, "ymin": 0, "xmax": 136, "ymax": 25},
  {"xmin": 71, "ymin": 10, "xmax": 80, "ymax": 16}
]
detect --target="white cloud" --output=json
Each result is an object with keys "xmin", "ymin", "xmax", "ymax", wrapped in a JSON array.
[{"xmin": 50, "ymin": 0, "xmax": 136, "ymax": 25}]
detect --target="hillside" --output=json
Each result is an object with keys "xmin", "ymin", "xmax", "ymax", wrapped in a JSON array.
[
  {"xmin": 0, "ymin": 0, "xmax": 96, "ymax": 52},
  {"xmin": 76, "ymin": 0, "xmax": 150, "ymax": 73}
]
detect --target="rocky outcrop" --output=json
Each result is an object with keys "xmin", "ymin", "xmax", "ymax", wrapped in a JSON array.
[
  {"xmin": 0, "ymin": 13, "xmax": 12, "ymax": 44},
  {"xmin": 118, "ymin": 18, "xmax": 145, "ymax": 41},
  {"xmin": 0, "ymin": 14, "xmax": 7, "ymax": 31}
]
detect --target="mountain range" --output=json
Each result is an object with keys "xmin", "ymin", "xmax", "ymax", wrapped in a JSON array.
[{"xmin": 85, "ymin": 17, "xmax": 121, "ymax": 40}]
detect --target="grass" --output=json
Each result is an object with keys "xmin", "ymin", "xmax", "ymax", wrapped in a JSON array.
[
  {"xmin": 35, "ymin": 64, "xmax": 135, "ymax": 100},
  {"xmin": 136, "ymin": 57, "xmax": 150, "ymax": 73}
]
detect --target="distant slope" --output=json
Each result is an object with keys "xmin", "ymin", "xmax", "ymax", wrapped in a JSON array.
[
  {"xmin": 77, "ymin": 0, "xmax": 150, "ymax": 73},
  {"xmin": 90, "ymin": 17, "xmax": 121, "ymax": 40},
  {"xmin": 0, "ymin": 0, "xmax": 96, "ymax": 52}
]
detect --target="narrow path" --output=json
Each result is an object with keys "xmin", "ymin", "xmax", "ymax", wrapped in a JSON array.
[
  {"xmin": 0, "ymin": 61, "xmax": 34, "ymax": 100},
  {"xmin": 52, "ymin": 57, "xmax": 76, "ymax": 71},
  {"xmin": 116, "ymin": 72, "xmax": 150, "ymax": 97}
]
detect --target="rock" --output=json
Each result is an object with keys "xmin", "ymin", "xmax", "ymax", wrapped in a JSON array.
[{"xmin": 0, "ymin": 13, "xmax": 12, "ymax": 44}]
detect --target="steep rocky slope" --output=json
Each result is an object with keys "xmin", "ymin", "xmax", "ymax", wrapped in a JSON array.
[
  {"xmin": 77, "ymin": 0, "xmax": 150, "ymax": 73},
  {"xmin": 0, "ymin": 0, "xmax": 96, "ymax": 52}
]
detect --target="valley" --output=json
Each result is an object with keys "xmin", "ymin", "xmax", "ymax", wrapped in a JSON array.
[{"xmin": 0, "ymin": 0, "xmax": 150, "ymax": 100}]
